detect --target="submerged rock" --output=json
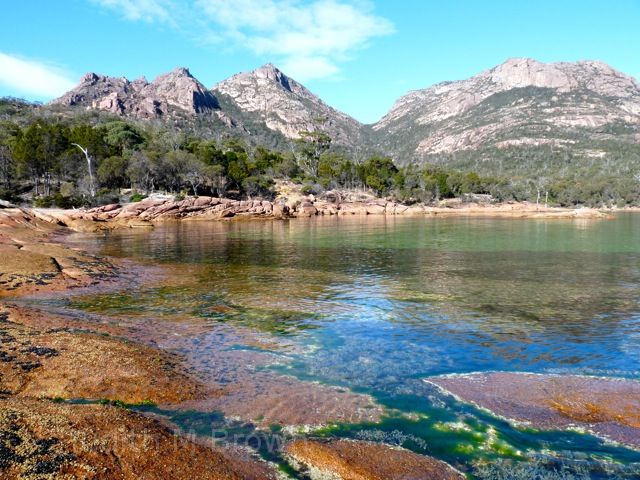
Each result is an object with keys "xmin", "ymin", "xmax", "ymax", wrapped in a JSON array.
[
  {"xmin": 285, "ymin": 439, "xmax": 464, "ymax": 480},
  {"xmin": 426, "ymin": 372, "xmax": 640, "ymax": 449}
]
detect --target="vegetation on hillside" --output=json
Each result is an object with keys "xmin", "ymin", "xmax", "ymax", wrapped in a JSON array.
[{"xmin": 1, "ymin": 97, "xmax": 639, "ymax": 208}]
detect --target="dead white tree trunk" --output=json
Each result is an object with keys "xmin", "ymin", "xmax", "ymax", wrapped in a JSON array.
[{"xmin": 72, "ymin": 143, "xmax": 95, "ymax": 197}]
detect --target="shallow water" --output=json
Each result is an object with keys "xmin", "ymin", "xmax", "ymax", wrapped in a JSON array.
[{"xmin": 52, "ymin": 215, "xmax": 640, "ymax": 477}]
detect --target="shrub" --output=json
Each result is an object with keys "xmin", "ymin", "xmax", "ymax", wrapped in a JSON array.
[
  {"xmin": 129, "ymin": 193, "xmax": 147, "ymax": 203},
  {"xmin": 0, "ymin": 187, "xmax": 21, "ymax": 203}
]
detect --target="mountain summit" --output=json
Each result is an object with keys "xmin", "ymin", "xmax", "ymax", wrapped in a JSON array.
[
  {"xmin": 373, "ymin": 57, "xmax": 640, "ymax": 160},
  {"xmin": 52, "ymin": 63, "xmax": 367, "ymax": 147},
  {"xmin": 51, "ymin": 58, "xmax": 640, "ymax": 165},
  {"xmin": 212, "ymin": 64, "xmax": 366, "ymax": 146},
  {"xmin": 51, "ymin": 67, "xmax": 219, "ymax": 118}
]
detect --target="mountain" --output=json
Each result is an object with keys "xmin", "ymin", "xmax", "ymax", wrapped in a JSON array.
[
  {"xmin": 51, "ymin": 67, "xmax": 219, "ymax": 119},
  {"xmin": 372, "ymin": 58, "xmax": 640, "ymax": 166},
  {"xmin": 50, "ymin": 58, "xmax": 640, "ymax": 171},
  {"xmin": 51, "ymin": 64, "xmax": 368, "ymax": 149},
  {"xmin": 212, "ymin": 63, "xmax": 368, "ymax": 147}
]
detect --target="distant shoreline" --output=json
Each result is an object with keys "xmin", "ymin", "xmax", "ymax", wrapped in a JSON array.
[{"xmin": 16, "ymin": 197, "xmax": 612, "ymax": 232}]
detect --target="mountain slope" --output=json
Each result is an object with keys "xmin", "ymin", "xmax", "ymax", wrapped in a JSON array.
[
  {"xmin": 212, "ymin": 64, "xmax": 369, "ymax": 147},
  {"xmin": 373, "ymin": 58, "xmax": 640, "ymax": 165},
  {"xmin": 49, "ymin": 58, "xmax": 640, "ymax": 170}
]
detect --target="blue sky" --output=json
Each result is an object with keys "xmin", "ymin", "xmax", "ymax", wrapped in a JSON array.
[{"xmin": 1, "ymin": 0, "xmax": 639, "ymax": 123}]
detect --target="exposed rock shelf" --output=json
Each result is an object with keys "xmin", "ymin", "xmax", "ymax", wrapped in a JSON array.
[
  {"xmin": 426, "ymin": 372, "xmax": 640, "ymax": 449},
  {"xmin": 27, "ymin": 196, "xmax": 611, "ymax": 232},
  {"xmin": 285, "ymin": 439, "xmax": 465, "ymax": 480}
]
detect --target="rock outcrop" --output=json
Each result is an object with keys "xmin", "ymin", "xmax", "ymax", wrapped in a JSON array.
[
  {"xmin": 0, "ymin": 397, "xmax": 277, "ymax": 479},
  {"xmin": 51, "ymin": 67, "xmax": 219, "ymax": 119},
  {"xmin": 0, "ymin": 305, "xmax": 201, "ymax": 403},
  {"xmin": 29, "ymin": 196, "xmax": 609, "ymax": 233},
  {"xmin": 0, "ymin": 207, "xmax": 118, "ymax": 293}
]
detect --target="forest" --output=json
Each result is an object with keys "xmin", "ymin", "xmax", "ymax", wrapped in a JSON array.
[{"xmin": 1, "ymin": 98, "xmax": 639, "ymax": 208}]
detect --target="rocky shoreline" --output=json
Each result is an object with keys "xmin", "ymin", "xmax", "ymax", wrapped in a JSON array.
[
  {"xmin": 0, "ymin": 206, "xmax": 280, "ymax": 478},
  {"xmin": 20, "ymin": 195, "xmax": 612, "ymax": 233},
  {"xmin": 0, "ymin": 205, "xmax": 470, "ymax": 479},
  {"xmin": 0, "ymin": 203, "xmax": 636, "ymax": 479}
]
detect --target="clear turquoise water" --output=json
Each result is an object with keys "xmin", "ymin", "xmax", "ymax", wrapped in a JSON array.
[{"xmin": 59, "ymin": 215, "xmax": 640, "ymax": 478}]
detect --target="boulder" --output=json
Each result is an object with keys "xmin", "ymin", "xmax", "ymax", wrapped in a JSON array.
[
  {"xmin": 403, "ymin": 204, "xmax": 425, "ymax": 215},
  {"xmin": 297, "ymin": 202, "xmax": 318, "ymax": 217},
  {"xmin": 194, "ymin": 196, "xmax": 213, "ymax": 207},
  {"xmin": 272, "ymin": 203, "xmax": 290, "ymax": 219},
  {"xmin": 339, "ymin": 203, "xmax": 368, "ymax": 215}
]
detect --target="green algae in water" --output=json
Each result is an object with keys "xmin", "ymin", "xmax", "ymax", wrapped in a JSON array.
[
  {"xmin": 51, "ymin": 215, "xmax": 640, "ymax": 477},
  {"xmin": 65, "ymin": 286, "xmax": 321, "ymax": 336}
]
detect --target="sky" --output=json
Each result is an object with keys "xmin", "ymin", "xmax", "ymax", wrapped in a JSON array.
[{"xmin": 1, "ymin": 0, "xmax": 639, "ymax": 124}]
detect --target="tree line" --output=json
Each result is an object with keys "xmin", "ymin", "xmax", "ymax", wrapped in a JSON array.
[{"xmin": 1, "ymin": 107, "xmax": 639, "ymax": 208}]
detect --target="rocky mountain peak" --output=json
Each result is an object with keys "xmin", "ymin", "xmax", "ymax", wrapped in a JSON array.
[
  {"xmin": 487, "ymin": 57, "xmax": 575, "ymax": 90},
  {"xmin": 255, "ymin": 63, "xmax": 278, "ymax": 75},
  {"xmin": 252, "ymin": 63, "xmax": 293, "ymax": 92},
  {"xmin": 212, "ymin": 64, "xmax": 363, "ymax": 144},
  {"xmin": 374, "ymin": 57, "xmax": 640, "ymax": 159},
  {"xmin": 146, "ymin": 68, "xmax": 218, "ymax": 113},
  {"xmin": 170, "ymin": 66, "xmax": 192, "ymax": 76},
  {"xmin": 52, "ymin": 67, "xmax": 219, "ymax": 118},
  {"xmin": 79, "ymin": 72, "xmax": 101, "ymax": 84}
]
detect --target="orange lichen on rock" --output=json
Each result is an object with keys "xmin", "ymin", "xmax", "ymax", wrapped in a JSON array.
[
  {"xmin": 285, "ymin": 439, "xmax": 464, "ymax": 480},
  {"xmin": 0, "ymin": 306, "xmax": 202, "ymax": 404},
  {"xmin": 0, "ymin": 397, "xmax": 277, "ymax": 479},
  {"xmin": 549, "ymin": 395, "xmax": 640, "ymax": 428},
  {"xmin": 426, "ymin": 372, "xmax": 640, "ymax": 448}
]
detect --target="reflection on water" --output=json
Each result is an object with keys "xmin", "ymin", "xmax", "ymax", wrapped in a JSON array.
[{"xmin": 57, "ymin": 215, "xmax": 640, "ymax": 477}]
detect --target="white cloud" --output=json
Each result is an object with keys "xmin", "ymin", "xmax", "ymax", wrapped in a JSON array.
[
  {"xmin": 91, "ymin": 0, "xmax": 394, "ymax": 81},
  {"xmin": 197, "ymin": 0, "xmax": 394, "ymax": 80},
  {"xmin": 0, "ymin": 53, "xmax": 76, "ymax": 99},
  {"xmin": 280, "ymin": 56, "xmax": 339, "ymax": 81},
  {"xmin": 91, "ymin": 0, "xmax": 173, "ymax": 23}
]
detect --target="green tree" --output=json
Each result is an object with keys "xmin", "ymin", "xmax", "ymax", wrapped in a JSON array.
[
  {"xmin": 126, "ymin": 151, "xmax": 155, "ymax": 192},
  {"xmin": 12, "ymin": 121, "xmax": 69, "ymax": 196},
  {"xmin": 103, "ymin": 121, "xmax": 145, "ymax": 153},
  {"xmin": 203, "ymin": 164, "xmax": 228, "ymax": 197},
  {"xmin": 358, "ymin": 156, "xmax": 398, "ymax": 196},
  {"xmin": 97, "ymin": 156, "xmax": 129, "ymax": 189},
  {"xmin": 295, "ymin": 130, "xmax": 331, "ymax": 178}
]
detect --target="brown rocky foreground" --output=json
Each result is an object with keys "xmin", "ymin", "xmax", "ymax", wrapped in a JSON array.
[
  {"xmin": 26, "ymin": 195, "xmax": 610, "ymax": 232},
  {"xmin": 426, "ymin": 372, "xmax": 640, "ymax": 448},
  {"xmin": 0, "ymin": 305, "xmax": 201, "ymax": 404},
  {"xmin": 285, "ymin": 439, "xmax": 464, "ymax": 480},
  {"xmin": 0, "ymin": 207, "xmax": 281, "ymax": 478},
  {"xmin": 0, "ymin": 206, "xmax": 120, "ymax": 295},
  {"xmin": 0, "ymin": 397, "xmax": 276, "ymax": 479}
]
